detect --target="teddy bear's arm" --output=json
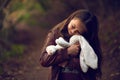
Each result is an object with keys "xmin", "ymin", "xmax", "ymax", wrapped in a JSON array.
[{"xmin": 40, "ymin": 31, "xmax": 70, "ymax": 67}]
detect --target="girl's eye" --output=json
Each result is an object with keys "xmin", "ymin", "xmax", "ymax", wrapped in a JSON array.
[{"xmin": 71, "ymin": 25, "xmax": 75, "ymax": 29}]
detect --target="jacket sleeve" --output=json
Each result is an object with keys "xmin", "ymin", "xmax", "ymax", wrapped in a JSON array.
[{"xmin": 40, "ymin": 31, "xmax": 70, "ymax": 67}]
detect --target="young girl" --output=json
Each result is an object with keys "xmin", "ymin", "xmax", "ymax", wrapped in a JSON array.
[{"xmin": 40, "ymin": 9, "xmax": 102, "ymax": 80}]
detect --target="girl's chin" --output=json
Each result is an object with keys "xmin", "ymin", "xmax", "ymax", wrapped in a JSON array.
[
  {"xmin": 69, "ymin": 34, "xmax": 73, "ymax": 36},
  {"xmin": 68, "ymin": 32, "xmax": 72, "ymax": 36},
  {"xmin": 70, "ymin": 33, "xmax": 79, "ymax": 36}
]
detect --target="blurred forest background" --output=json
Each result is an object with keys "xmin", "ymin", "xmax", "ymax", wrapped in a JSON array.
[{"xmin": 0, "ymin": 0, "xmax": 120, "ymax": 80}]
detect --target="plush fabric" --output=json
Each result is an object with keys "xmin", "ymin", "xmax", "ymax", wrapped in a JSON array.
[{"xmin": 46, "ymin": 35, "xmax": 98, "ymax": 73}]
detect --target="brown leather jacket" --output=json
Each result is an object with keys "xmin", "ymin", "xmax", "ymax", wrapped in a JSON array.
[
  {"xmin": 40, "ymin": 25, "xmax": 96, "ymax": 80},
  {"xmin": 40, "ymin": 27, "xmax": 82, "ymax": 80},
  {"xmin": 40, "ymin": 10, "xmax": 101, "ymax": 80}
]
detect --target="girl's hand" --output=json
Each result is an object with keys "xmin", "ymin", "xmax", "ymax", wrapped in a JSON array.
[{"xmin": 67, "ymin": 42, "xmax": 80, "ymax": 57}]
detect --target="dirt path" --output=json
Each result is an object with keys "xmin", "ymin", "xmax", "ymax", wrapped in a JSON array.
[
  {"xmin": 14, "ymin": 28, "xmax": 50, "ymax": 80},
  {"xmin": 0, "ymin": 27, "xmax": 50, "ymax": 80},
  {"xmin": 15, "ymin": 44, "xmax": 50, "ymax": 80}
]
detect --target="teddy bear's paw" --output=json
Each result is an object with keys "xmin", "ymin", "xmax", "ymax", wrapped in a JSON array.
[{"xmin": 46, "ymin": 45, "xmax": 57, "ymax": 55}]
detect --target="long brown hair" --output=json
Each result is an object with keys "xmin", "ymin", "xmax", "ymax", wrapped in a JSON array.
[{"xmin": 60, "ymin": 9, "xmax": 102, "ymax": 79}]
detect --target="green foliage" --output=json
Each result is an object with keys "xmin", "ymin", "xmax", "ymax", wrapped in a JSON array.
[
  {"xmin": 9, "ymin": 1, "xmax": 25, "ymax": 13},
  {"xmin": 6, "ymin": 44, "xmax": 25, "ymax": 57},
  {"xmin": 38, "ymin": 0, "xmax": 51, "ymax": 10},
  {"xmin": 10, "ymin": 0, "xmax": 46, "ymax": 13},
  {"xmin": 0, "ymin": 26, "xmax": 16, "ymax": 42},
  {"xmin": 9, "ymin": 0, "xmax": 46, "ymax": 25},
  {"xmin": 0, "ymin": 27, "xmax": 25, "ymax": 62},
  {"xmin": 17, "ymin": 13, "xmax": 31, "ymax": 23},
  {"xmin": 0, "ymin": 29, "xmax": 9, "ymax": 42},
  {"xmin": 28, "ymin": 2, "xmax": 45, "ymax": 13},
  {"xmin": 17, "ymin": 13, "xmax": 39, "ymax": 26},
  {"xmin": 0, "ymin": 44, "xmax": 25, "ymax": 61},
  {"xmin": 27, "ymin": 19, "xmax": 37, "ymax": 26}
]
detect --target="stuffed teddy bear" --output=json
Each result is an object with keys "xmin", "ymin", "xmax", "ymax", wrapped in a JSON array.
[{"xmin": 46, "ymin": 35, "xmax": 98, "ymax": 73}]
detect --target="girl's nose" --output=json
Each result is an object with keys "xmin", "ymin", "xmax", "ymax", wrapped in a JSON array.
[
  {"xmin": 71, "ymin": 30, "xmax": 76, "ymax": 34},
  {"xmin": 72, "ymin": 29, "xmax": 79, "ymax": 35}
]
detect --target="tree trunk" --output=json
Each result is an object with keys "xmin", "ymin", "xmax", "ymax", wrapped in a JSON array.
[{"xmin": 0, "ymin": 0, "xmax": 11, "ymax": 30}]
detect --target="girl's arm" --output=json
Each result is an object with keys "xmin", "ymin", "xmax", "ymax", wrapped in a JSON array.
[{"xmin": 40, "ymin": 31, "xmax": 70, "ymax": 67}]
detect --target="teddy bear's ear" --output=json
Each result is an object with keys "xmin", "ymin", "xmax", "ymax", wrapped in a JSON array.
[
  {"xmin": 80, "ymin": 54, "xmax": 89, "ymax": 73},
  {"xmin": 79, "ymin": 35, "xmax": 98, "ymax": 69}
]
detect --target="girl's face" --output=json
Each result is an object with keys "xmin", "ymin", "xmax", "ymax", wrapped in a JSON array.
[{"xmin": 67, "ymin": 18, "xmax": 87, "ymax": 36}]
